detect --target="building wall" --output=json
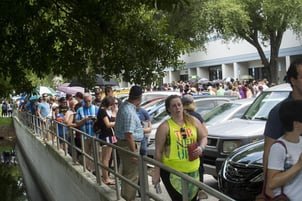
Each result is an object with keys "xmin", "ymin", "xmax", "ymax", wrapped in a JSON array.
[{"xmin": 163, "ymin": 30, "xmax": 302, "ymax": 84}]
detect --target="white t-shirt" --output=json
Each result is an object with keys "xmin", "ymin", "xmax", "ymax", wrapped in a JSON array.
[{"xmin": 268, "ymin": 137, "xmax": 302, "ymax": 201}]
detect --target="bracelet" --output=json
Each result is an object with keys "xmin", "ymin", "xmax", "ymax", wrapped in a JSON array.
[{"xmin": 199, "ymin": 145, "xmax": 205, "ymax": 151}]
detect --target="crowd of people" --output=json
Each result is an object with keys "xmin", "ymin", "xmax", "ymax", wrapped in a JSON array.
[
  {"xmin": 12, "ymin": 75, "xmax": 270, "ymax": 200},
  {"xmin": 0, "ymin": 74, "xmax": 272, "ymax": 197},
  {"xmin": 160, "ymin": 78, "xmax": 270, "ymax": 99}
]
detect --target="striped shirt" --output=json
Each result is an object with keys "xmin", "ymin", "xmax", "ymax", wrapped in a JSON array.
[{"xmin": 76, "ymin": 104, "xmax": 99, "ymax": 136}]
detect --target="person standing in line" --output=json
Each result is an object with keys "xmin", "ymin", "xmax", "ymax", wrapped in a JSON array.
[
  {"xmin": 136, "ymin": 106, "xmax": 152, "ymax": 156},
  {"xmin": 181, "ymin": 95, "xmax": 208, "ymax": 200},
  {"xmin": 65, "ymin": 99, "xmax": 78, "ymax": 127},
  {"xmin": 267, "ymin": 100, "xmax": 302, "ymax": 201},
  {"xmin": 64, "ymin": 99, "xmax": 80, "ymax": 160},
  {"xmin": 152, "ymin": 95, "xmax": 208, "ymax": 201},
  {"xmin": 75, "ymin": 93, "xmax": 99, "ymax": 172},
  {"xmin": 54, "ymin": 97, "xmax": 69, "ymax": 150},
  {"xmin": 114, "ymin": 86, "xmax": 144, "ymax": 201},
  {"xmin": 65, "ymin": 94, "xmax": 73, "ymax": 108},
  {"xmin": 2, "ymin": 101, "xmax": 8, "ymax": 117},
  {"xmin": 74, "ymin": 92, "xmax": 84, "ymax": 158},
  {"xmin": 36, "ymin": 94, "xmax": 51, "ymax": 140},
  {"xmin": 7, "ymin": 102, "xmax": 13, "ymax": 117},
  {"xmin": 262, "ymin": 58, "xmax": 302, "ymax": 197},
  {"xmin": 96, "ymin": 96, "xmax": 117, "ymax": 185},
  {"xmin": 93, "ymin": 91, "xmax": 103, "ymax": 108}
]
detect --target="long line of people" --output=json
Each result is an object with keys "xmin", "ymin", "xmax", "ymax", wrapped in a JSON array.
[
  {"xmin": 19, "ymin": 87, "xmax": 123, "ymax": 185},
  {"xmin": 16, "ymin": 79, "xmax": 270, "ymax": 201}
]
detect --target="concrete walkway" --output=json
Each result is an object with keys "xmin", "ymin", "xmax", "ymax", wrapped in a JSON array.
[{"xmin": 133, "ymin": 174, "xmax": 219, "ymax": 201}]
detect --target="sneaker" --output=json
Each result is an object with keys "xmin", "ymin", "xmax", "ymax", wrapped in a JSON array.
[{"xmin": 197, "ymin": 190, "xmax": 208, "ymax": 200}]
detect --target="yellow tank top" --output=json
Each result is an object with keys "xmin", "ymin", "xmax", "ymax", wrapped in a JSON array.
[{"xmin": 162, "ymin": 118, "xmax": 200, "ymax": 173}]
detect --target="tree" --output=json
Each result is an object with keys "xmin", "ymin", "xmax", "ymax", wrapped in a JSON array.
[
  {"xmin": 0, "ymin": 0, "xmax": 208, "ymax": 91},
  {"xmin": 203, "ymin": 0, "xmax": 302, "ymax": 83}
]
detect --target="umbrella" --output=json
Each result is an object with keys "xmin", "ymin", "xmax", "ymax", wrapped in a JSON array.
[
  {"xmin": 95, "ymin": 75, "xmax": 119, "ymax": 86},
  {"xmin": 29, "ymin": 95, "xmax": 40, "ymax": 101},
  {"xmin": 198, "ymin": 78, "xmax": 209, "ymax": 84},
  {"xmin": 240, "ymin": 75, "xmax": 254, "ymax": 80},
  {"xmin": 69, "ymin": 74, "xmax": 119, "ymax": 87},
  {"xmin": 33, "ymin": 86, "xmax": 56, "ymax": 96},
  {"xmin": 223, "ymin": 77, "xmax": 234, "ymax": 82},
  {"xmin": 57, "ymin": 83, "xmax": 85, "ymax": 95}
]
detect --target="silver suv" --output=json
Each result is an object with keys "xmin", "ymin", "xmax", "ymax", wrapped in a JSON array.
[{"xmin": 204, "ymin": 83, "xmax": 292, "ymax": 177}]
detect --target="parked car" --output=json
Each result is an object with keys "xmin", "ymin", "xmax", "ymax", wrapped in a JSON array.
[
  {"xmin": 203, "ymin": 98, "xmax": 254, "ymax": 128},
  {"xmin": 218, "ymin": 140, "xmax": 264, "ymax": 201},
  {"xmin": 204, "ymin": 83, "xmax": 291, "ymax": 177},
  {"xmin": 146, "ymin": 96, "xmax": 237, "ymax": 157},
  {"xmin": 141, "ymin": 91, "xmax": 180, "ymax": 103}
]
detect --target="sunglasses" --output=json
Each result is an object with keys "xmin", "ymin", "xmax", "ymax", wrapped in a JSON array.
[{"xmin": 180, "ymin": 127, "xmax": 187, "ymax": 139}]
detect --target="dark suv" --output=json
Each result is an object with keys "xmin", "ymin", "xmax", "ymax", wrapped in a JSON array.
[
  {"xmin": 218, "ymin": 140, "xmax": 264, "ymax": 201},
  {"xmin": 204, "ymin": 83, "xmax": 291, "ymax": 177}
]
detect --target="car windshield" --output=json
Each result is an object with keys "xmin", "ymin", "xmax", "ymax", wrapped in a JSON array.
[
  {"xmin": 243, "ymin": 91, "xmax": 290, "ymax": 120},
  {"xmin": 145, "ymin": 99, "xmax": 165, "ymax": 112},
  {"xmin": 203, "ymin": 102, "xmax": 241, "ymax": 124},
  {"xmin": 151, "ymin": 110, "xmax": 168, "ymax": 124}
]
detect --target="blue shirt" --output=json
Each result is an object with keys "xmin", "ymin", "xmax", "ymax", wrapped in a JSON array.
[
  {"xmin": 37, "ymin": 102, "xmax": 50, "ymax": 118},
  {"xmin": 115, "ymin": 101, "xmax": 144, "ymax": 141},
  {"xmin": 136, "ymin": 107, "xmax": 150, "ymax": 122},
  {"xmin": 76, "ymin": 104, "xmax": 99, "ymax": 136},
  {"xmin": 263, "ymin": 94, "xmax": 292, "ymax": 139}
]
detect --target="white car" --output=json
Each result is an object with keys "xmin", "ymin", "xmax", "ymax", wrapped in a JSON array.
[
  {"xmin": 204, "ymin": 98, "xmax": 254, "ymax": 128},
  {"xmin": 203, "ymin": 83, "xmax": 291, "ymax": 177},
  {"xmin": 146, "ymin": 96, "xmax": 237, "ymax": 157}
]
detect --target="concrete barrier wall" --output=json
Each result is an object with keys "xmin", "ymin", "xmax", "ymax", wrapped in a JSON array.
[{"xmin": 13, "ymin": 117, "xmax": 119, "ymax": 201}]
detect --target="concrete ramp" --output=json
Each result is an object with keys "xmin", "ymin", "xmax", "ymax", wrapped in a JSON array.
[{"xmin": 14, "ymin": 116, "xmax": 118, "ymax": 201}]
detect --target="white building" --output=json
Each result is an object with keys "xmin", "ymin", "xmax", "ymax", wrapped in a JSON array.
[{"xmin": 163, "ymin": 30, "xmax": 302, "ymax": 84}]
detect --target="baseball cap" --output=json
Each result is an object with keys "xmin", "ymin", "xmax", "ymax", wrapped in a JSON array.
[{"xmin": 181, "ymin": 95, "xmax": 194, "ymax": 105}]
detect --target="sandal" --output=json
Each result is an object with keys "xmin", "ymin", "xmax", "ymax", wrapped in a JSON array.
[{"xmin": 102, "ymin": 180, "xmax": 115, "ymax": 185}]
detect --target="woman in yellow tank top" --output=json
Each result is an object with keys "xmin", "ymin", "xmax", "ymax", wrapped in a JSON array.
[{"xmin": 152, "ymin": 95, "xmax": 208, "ymax": 201}]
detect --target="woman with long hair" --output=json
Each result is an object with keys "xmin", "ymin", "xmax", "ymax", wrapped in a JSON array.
[
  {"xmin": 96, "ymin": 96, "xmax": 117, "ymax": 185},
  {"xmin": 152, "ymin": 95, "xmax": 208, "ymax": 201}
]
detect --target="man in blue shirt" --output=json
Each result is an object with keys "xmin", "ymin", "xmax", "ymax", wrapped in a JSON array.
[
  {"xmin": 115, "ymin": 85, "xmax": 144, "ymax": 201},
  {"xmin": 76, "ymin": 93, "xmax": 98, "ymax": 172},
  {"xmin": 37, "ymin": 94, "xmax": 51, "ymax": 140},
  {"xmin": 263, "ymin": 58, "xmax": 302, "ymax": 197}
]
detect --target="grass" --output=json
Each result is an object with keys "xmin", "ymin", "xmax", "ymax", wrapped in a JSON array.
[
  {"xmin": 0, "ymin": 117, "xmax": 13, "ymax": 126},
  {"xmin": 0, "ymin": 145, "xmax": 13, "ymax": 153}
]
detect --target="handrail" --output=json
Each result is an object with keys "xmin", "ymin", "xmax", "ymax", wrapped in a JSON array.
[{"xmin": 17, "ymin": 111, "xmax": 235, "ymax": 201}]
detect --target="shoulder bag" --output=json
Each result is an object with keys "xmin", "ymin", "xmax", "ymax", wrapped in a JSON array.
[{"xmin": 255, "ymin": 140, "xmax": 290, "ymax": 201}]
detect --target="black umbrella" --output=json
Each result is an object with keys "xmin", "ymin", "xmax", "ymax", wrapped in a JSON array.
[
  {"xmin": 95, "ymin": 75, "xmax": 119, "ymax": 86},
  {"xmin": 68, "ymin": 80, "xmax": 85, "ymax": 87},
  {"xmin": 69, "ymin": 74, "xmax": 119, "ymax": 87}
]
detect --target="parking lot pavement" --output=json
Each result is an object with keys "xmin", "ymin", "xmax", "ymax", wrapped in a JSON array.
[{"xmin": 141, "ymin": 174, "xmax": 220, "ymax": 201}]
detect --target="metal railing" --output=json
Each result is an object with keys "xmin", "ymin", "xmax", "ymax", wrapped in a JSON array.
[{"xmin": 17, "ymin": 111, "xmax": 235, "ymax": 201}]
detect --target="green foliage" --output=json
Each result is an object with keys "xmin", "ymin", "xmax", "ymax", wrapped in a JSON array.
[
  {"xmin": 0, "ymin": 0, "xmax": 207, "ymax": 89},
  {"xmin": 0, "ymin": 165, "xmax": 26, "ymax": 201},
  {"xmin": 203, "ymin": 0, "xmax": 302, "ymax": 83}
]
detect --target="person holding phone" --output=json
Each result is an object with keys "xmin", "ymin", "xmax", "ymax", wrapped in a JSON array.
[
  {"xmin": 75, "ymin": 93, "xmax": 99, "ymax": 172},
  {"xmin": 95, "ymin": 96, "xmax": 117, "ymax": 185}
]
